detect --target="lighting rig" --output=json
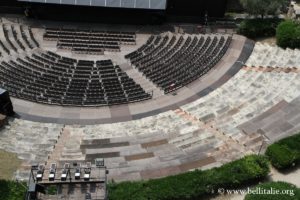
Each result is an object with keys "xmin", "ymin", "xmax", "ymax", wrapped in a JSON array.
[
  {"xmin": 60, "ymin": 163, "xmax": 70, "ymax": 181},
  {"xmin": 74, "ymin": 163, "xmax": 81, "ymax": 180},
  {"xmin": 84, "ymin": 162, "xmax": 92, "ymax": 181},
  {"xmin": 48, "ymin": 163, "xmax": 56, "ymax": 181},
  {"xmin": 36, "ymin": 164, "xmax": 44, "ymax": 181},
  {"xmin": 25, "ymin": 158, "xmax": 108, "ymax": 200}
]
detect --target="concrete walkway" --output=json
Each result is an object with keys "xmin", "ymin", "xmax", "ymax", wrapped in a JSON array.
[
  {"xmin": 270, "ymin": 167, "xmax": 300, "ymax": 187},
  {"xmin": 292, "ymin": 1, "xmax": 300, "ymax": 15}
]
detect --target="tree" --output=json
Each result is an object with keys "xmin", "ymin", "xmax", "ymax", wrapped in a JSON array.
[{"xmin": 240, "ymin": 0, "xmax": 288, "ymax": 18}]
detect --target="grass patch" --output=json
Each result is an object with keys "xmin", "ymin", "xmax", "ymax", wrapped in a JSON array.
[{"xmin": 0, "ymin": 149, "xmax": 22, "ymax": 180}]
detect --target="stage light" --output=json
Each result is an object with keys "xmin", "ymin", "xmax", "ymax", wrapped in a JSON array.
[
  {"xmin": 48, "ymin": 163, "xmax": 56, "ymax": 181},
  {"xmin": 84, "ymin": 173, "xmax": 90, "ymax": 181},
  {"xmin": 61, "ymin": 171, "xmax": 67, "ymax": 181},
  {"xmin": 84, "ymin": 162, "xmax": 91, "ymax": 181},
  {"xmin": 75, "ymin": 165, "xmax": 81, "ymax": 180},
  {"xmin": 61, "ymin": 163, "xmax": 70, "ymax": 181},
  {"xmin": 95, "ymin": 158, "xmax": 104, "ymax": 167},
  {"xmin": 36, "ymin": 164, "xmax": 45, "ymax": 181},
  {"xmin": 85, "ymin": 192, "xmax": 92, "ymax": 200},
  {"xmin": 31, "ymin": 164, "xmax": 39, "ymax": 170}
]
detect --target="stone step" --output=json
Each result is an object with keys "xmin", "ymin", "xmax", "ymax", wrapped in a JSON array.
[
  {"xmin": 140, "ymin": 139, "xmax": 169, "ymax": 148},
  {"xmin": 84, "ymin": 144, "xmax": 145, "ymax": 156},
  {"xmin": 81, "ymin": 138, "xmax": 111, "ymax": 145},
  {"xmin": 124, "ymin": 152, "xmax": 155, "ymax": 161},
  {"xmin": 86, "ymin": 152, "xmax": 120, "ymax": 160},
  {"xmin": 80, "ymin": 141, "xmax": 130, "ymax": 149}
]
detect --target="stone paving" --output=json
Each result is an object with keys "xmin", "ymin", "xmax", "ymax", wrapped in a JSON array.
[
  {"xmin": 239, "ymin": 96, "xmax": 300, "ymax": 143},
  {"xmin": 181, "ymin": 68, "xmax": 300, "ymax": 149},
  {"xmin": 246, "ymin": 42, "xmax": 300, "ymax": 68},
  {"xmin": 48, "ymin": 110, "xmax": 245, "ymax": 182}
]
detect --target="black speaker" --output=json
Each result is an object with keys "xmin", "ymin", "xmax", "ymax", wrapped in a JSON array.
[{"xmin": 0, "ymin": 88, "xmax": 14, "ymax": 116}]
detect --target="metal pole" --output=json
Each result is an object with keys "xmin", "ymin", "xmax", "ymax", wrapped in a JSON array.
[{"xmin": 258, "ymin": 140, "xmax": 264, "ymax": 155}]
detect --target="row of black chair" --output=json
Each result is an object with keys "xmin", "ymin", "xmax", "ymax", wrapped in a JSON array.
[
  {"xmin": 2, "ymin": 24, "xmax": 18, "ymax": 52},
  {"xmin": 0, "ymin": 51, "xmax": 151, "ymax": 106},
  {"xmin": 125, "ymin": 34, "xmax": 232, "ymax": 93},
  {"xmin": 0, "ymin": 24, "xmax": 40, "ymax": 56},
  {"xmin": 44, "ymin": 27, "xmax": 136, "ymax": 55}
]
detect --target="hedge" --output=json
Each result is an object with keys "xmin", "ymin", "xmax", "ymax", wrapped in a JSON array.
[
  {"xmin": 276, "ymin": 20, "xmax": 300, "ymax": 49},
  {"xmin": 108, "ymin": 155, "xmax": 270, "ymax": 200},
  {"xmin": 244, "ymin": 181, "xmax": 300, "ymax": 200},
  {"xmin": 265, "ymin": 133, "xmax": 300, "ymax": 169},
  {"xmin": 0, "ymin": 180, "xmax": 26, "ymax": 200},
  {"xmin": 237, "ymin": 18, "xmax": 282, "ymax": 39}
]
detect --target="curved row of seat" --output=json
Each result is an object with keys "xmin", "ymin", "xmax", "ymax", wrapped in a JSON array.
[
  {"xmin": 0, "ymin": 23, "xmax": 39, "ymax": 56},
  {"xmin": 44, "ymin": 27, "xmax": 136, "ymax": 54},
  {"xmin": 126, "ymin": 33, "xmax": 232, "ymax": 93},
  {"xmin": 0, "ymin": 22, "xmax": 151, "ymax": 106},
  {"xmin": 0, "ymin": 51, "xmax": 151, "ymax": 106}
]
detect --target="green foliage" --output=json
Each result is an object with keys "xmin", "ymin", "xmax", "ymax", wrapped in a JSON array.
[
  {"xmin": 266, "ymin": 144, "xmax": 297, "ymax": 169},
  {"xmin": 266, "ymin": 133, "xmax": 300, "ymax": 169},
  {"xmin": 276, "ymin": 20, "xmax": 300, "ymax": 49},
  {"xmin": 108, "ymin": 155, "xmax": 270, "ymax": 200},
  {"xmin": 0, "ymin": 180, "xmax": 26, "ymax": 200},
  {"xmin": 47, "ymin": 185, "xmax": 57, "ymax": 195},
  {"xmin": 237, "ymin": 18, "xmax": 282, "ymax": 39},
  {"xmin": 239, "ymin": 0, "xmax": 287, "ymax": 18},
  {"xmin": 267, "ymin": 133, "xmax": 300, "ymax": 169},
  {"xmin": 226, "ymin": 0, "xmax": 244, "ymax": 13},
  {"xmin": 244, "ymin": 181, "xmax": 300, "ymax": 200}
]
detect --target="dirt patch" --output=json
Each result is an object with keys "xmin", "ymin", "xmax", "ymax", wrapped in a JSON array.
[{"xmin": 0, "ymin": 150, "xmax": 21, "ymax": 180}]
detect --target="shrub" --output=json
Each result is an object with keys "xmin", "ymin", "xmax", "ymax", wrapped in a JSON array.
[
  {"xmin": 47, "ymin": 185, "xmax": 57, "ymax": 195},
  {"xmin": 237, "ymin": 18, "xmax": 282, "ymax": 39},
  {"xmin": 265, "ymin": 133, "xmax": 300, "ymax": 169},
  {"xmin": 276, "ymin": 20, "xmax": 300, "ymax": 49},
  {"xmin": 265, "ymin": 144, "xmax": 297, "ymax": 169},
  {"xmin": 244, "ymin": 181, "xmax": 300, "ymax": 200},
  {"xmin": 108, "ymin": 155, "xmax": 270, "ymax": 200},
  {"xmin": 0, "ymin": 180, "xmax": 26, "ymax": 200}
]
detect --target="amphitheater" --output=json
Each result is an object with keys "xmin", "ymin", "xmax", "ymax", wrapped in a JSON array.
[{"xmin": 0, "ymin": 16, "xmax": 300, "ymax": 185}]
